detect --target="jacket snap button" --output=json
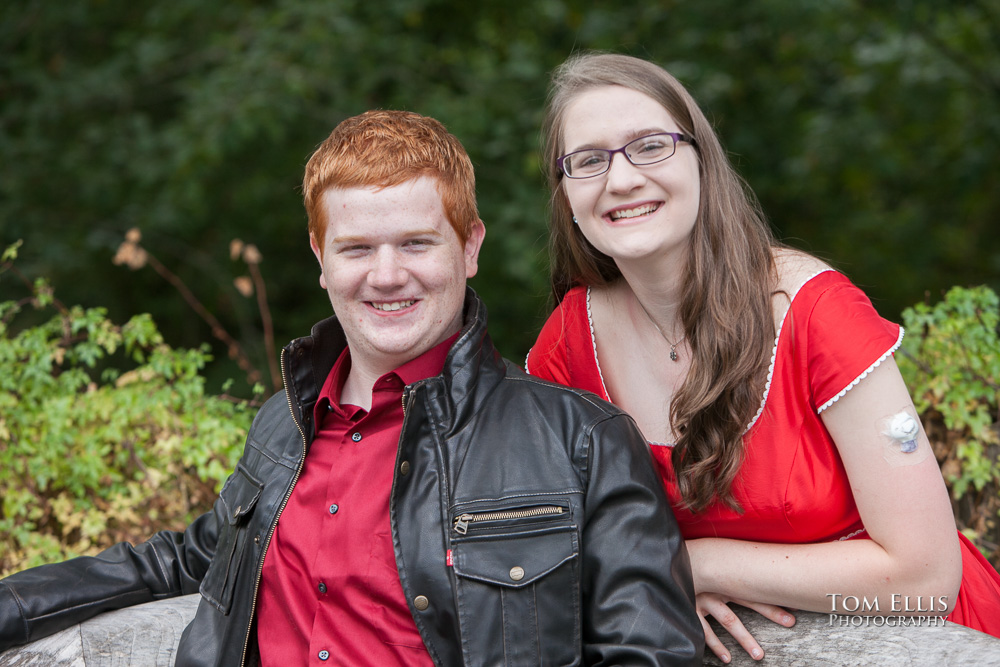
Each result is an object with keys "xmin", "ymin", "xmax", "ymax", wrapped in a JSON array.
[
  {"xmin": 509, "ymin": 566, "xmax": 525, "ymax": 581},
  {"xmin": 400, "ymin": 461, "xmax": 410, "ymax": 476},
  {"xmin": 233, "ymin": 505, "xmax": 241, "ymax": 518},
  {"xmin": 413, "ymin": 595, "xmax": 429, "ymax": 611}
]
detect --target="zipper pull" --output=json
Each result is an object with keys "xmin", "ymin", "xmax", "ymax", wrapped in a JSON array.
[{"xmin": 454, "ymin": 513, "xmax": 472, "ymax": 535}]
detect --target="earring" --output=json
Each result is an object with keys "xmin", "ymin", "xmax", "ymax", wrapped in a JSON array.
[{"xmin": 572, "ymin": 216, "xmax": 578, "ymax": 225}]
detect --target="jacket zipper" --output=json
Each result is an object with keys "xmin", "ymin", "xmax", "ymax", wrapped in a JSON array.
[
  {"xmin": 240, "ymin": 347, "xmax": 309, "ymax": 667},
  {"xmin": 453, "ymin": 505, "xmax": 564, "ymax": 535},
  {"xmin": 394, "ymin": 383, "xmax": 450, "ymax": 667}
]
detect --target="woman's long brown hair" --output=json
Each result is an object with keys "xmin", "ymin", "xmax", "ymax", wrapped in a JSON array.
[{"xmin": 542, "ymin": 52, "xmax": 779, "ymax": 512}]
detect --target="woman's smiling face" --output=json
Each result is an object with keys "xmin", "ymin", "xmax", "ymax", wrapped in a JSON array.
[{"xmin": 559, "ymin": 85, "xmax": 701, "ymax": 268}]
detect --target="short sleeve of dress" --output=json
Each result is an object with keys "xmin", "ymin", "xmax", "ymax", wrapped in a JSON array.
[
  {"xmin": 525, "ymin": 288, "xmax": 581, "ymax": 386},
  {"xmin": 801, "ymin": 273, "xmax": 904, "ymax": 413}
]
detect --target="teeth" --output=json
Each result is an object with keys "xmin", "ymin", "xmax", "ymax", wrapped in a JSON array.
[
  {"xmin": 372, "ymin": 300, "xmax": 415, "ymax": 312},
  {"xmin": 610, "ymin": 204, "xmax": 659, "ymax": 220}
]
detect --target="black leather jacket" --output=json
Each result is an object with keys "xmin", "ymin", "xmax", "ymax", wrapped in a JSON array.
[{"xmin": 0, "ymin": 290, "xmax": 702, "ymax": 666}]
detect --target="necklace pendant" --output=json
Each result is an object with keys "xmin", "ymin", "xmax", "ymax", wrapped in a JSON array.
[{"xmin": 670, "ymin": 347, "xmax": 678, "ymax": 362}]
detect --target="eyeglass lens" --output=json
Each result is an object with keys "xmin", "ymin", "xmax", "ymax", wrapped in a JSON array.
[{"xmin": 562, "ymin": 133, "xmax": 677, "ymax": 178}]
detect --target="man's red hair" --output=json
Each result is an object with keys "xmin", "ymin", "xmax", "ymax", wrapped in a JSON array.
[{"xmin": 304, "ymin": 110, "xmax": 479, "ymax": 252}]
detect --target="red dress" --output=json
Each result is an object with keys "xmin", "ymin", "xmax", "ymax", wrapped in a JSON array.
[{"xmin": 527, "ymin": 270, "xmax": 1000, "ymax": 636}]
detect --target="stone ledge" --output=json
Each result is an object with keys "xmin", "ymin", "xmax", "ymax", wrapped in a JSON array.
[
  {"xmin": 0, "ymin": 595, "xmax": 199, "ymax": 667},
  {"xmin": 3, "ymin": 596, "xmax": 1000, "ymax": 665},
  {"xmin": 705, "ymin": 606, "xmax": 1000, "ymax": 666}
]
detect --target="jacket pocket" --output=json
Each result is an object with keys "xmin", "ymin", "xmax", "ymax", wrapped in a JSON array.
[
  {"xmin": 200, "ymin": 462, "xmax": 264, "ymax": 614},
  {"xmin": 451, "ymin": 504, "xmax": 580, "ymax": 667}
]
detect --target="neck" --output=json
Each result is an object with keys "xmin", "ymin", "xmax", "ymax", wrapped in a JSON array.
[
  {"xmin": 616, "ymin": 255, "xmax": 686, "ymax": 340},
  {"xmin": 340, "ymin": 366, "xmax": 381, "ymax": 411},
  {"xmin": 340, "ymin": 349, "xmax": 409, "ymax": 411}
]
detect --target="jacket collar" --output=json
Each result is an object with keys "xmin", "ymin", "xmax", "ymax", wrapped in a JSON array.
[{"xmin": 282, "ymin": 287, "xmax": 503, "ymax": 431}]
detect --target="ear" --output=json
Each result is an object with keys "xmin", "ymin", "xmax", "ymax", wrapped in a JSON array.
[
  {"xmin": 309, "ymin": 233, "xmax": 328, "ymax": 290},
  {"xmin": 463, "ymin": 219, "xmax": 486, "ymax": 279}
]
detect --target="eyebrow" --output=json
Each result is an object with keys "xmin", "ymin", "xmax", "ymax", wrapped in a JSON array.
[
  {"xmin": 329, "ymin": 228, "xmax": 444, "ymax": 246},
  {"xmin": 567, "ymin": 127, "xmax": 670, "ymax": 153}
]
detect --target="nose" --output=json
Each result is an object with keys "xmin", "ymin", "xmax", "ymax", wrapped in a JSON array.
[
  {"xmin": 367, "ymin": 247, "xmax": 408, "ymax": 289},
  {"xmin": 605, "ymin": 152, "xmax": 644, "ymax": 194}
]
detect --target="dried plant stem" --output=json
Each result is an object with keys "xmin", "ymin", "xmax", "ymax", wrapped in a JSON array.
[
  {"xmin": 248, "ymin": 261, "xmax": 280, "ymax": 393},
  {"xmin": 144, "ymin": 252, "xmax": 262, "ymax": 387}
]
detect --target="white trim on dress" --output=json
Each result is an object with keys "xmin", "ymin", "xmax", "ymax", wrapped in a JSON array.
[
  {"xmin": 585, "ymin": 271, "xmax": 901, "ymax": 441},
  {"xmin": 585, "ymin": 287, "xmax": 612, "ymax": 404},
  {"xmin": 837, "ymin": 527, "xmax": 868, "ymax": 541},
  {"xmin": 816, "ymin": 327, "xmax": 905, "ymax": 414},
  {"xmin": 745, "ymin": 269, "xmax": 834, "ymax": 432}
]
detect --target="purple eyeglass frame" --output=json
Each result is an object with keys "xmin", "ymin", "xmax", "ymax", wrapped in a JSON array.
[{"xmin": 556, "ymin": 132, "xmax": 696, "ymax": 178}]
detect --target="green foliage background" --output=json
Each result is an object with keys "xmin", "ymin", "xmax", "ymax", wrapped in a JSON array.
[
  {"xmin": 1, "ymin": 244, "xmax": 256, "ymax": 575},
  {"xmin": 899, "ymin": 285, "xmax": 1000, "ymax": 556},
  {"xmin": 1, "ymin": 1, "xmax": 999, "ymax": 569},
  {"xmin": 3, "ymin": 0, "xmax": 998, "ymax": 393},
  {"xmin": 3, "ymin": 245, "xmax": 998, "ymax": 575}
]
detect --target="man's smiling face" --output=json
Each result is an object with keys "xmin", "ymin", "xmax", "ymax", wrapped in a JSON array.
[{"xmin": 310, "ymin": 176, "xmax": 485, "ymax": 377}]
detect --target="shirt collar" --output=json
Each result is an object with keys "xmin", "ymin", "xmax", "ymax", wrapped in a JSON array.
[
  {"xmin": 392, "ymin": 331, "xmax": 460, "ymax": 387},
  {"xmin": 316, "ymin": 332, "xmax": 460, "ymax": 417}
]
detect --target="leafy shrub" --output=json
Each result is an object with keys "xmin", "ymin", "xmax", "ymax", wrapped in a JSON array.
[
  {"xmin": 5, "ymin": 236, "xmax": 998, "ymax": 576},
  {"xmin": 898, "ymin": 285, "xmax": 1000, "ymax": 567},
  {"xmin": 0, "ymin": 243, "xmax": 256, "ymax": 576}
]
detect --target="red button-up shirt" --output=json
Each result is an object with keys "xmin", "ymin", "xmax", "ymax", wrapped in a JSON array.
[{"xmin": 256, "ymin": 335, "xmax": 457, "ymax": 666}]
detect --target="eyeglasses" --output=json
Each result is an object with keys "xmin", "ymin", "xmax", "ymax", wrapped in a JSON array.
[{"xmin": 556, "ymin": 132, "xmax": 695, "ymax": 179}]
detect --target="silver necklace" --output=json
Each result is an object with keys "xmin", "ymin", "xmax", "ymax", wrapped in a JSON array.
[{"xmin": 635, "ymin": 297, "xmax": 686, "ymax": 362}]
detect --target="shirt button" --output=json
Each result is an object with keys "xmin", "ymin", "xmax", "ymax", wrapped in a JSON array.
[
  {"xmin": 318, "ymin": 649, "xmax": 330, "ymax": 660},
  {"xmin": 318, "ymin": 582, "xmax": 327, "ymax": 594},
  {"xmin": 351, "ymin": 432, "xmax": 362, "ymax": 442},
  {"xmin": 329, "ymin": 504, "xmax": 339, "ymax": 514}
]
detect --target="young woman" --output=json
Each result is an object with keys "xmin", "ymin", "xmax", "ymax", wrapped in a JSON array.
[{"xmin": 526, "ymin": 52, "xmax": 1000, "ymax": 663}]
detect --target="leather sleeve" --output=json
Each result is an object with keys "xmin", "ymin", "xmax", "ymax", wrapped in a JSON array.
[
  {"xmin": 580, "ymin": 413, "xmax": 704, "ymax": 666},
  {"xmin": 0, "ymin": 491, "xmax": 223, "ymax": 652}
]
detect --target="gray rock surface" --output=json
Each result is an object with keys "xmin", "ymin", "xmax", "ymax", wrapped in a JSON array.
[
  {"xmin": 704, "ymin": 606, "xmax": 1000, "ymax": 666},
  {"xmin": 0, "ymin": 595, "xmax": 199, "ymax": 667},
  {"xmin": 3, "ymin": 596, "xmax": 1000, "ymax": 665}
]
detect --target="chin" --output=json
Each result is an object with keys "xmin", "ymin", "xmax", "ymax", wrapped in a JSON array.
[{"xmin": 601, "ymin": 244, "xmax": 660, "ymax": 263}]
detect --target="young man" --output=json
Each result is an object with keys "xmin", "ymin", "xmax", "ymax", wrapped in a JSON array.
[{"xmin": 0, "ymin": 111, "xmax": 702, "ymax": 665}]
